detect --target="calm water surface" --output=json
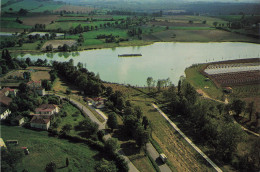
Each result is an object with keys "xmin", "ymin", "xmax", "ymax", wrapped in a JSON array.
[{"xmin": 18, "ymin": 42, "xmax": 260, "ymax": 86}]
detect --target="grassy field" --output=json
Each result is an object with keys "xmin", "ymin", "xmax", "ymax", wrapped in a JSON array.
[
  {"xmin": 1, "ymin": 0, "xmax": 62, "ymax": 12},
  {"xmin": 185, "ymin": 64, "xmax": 224, "ymax": 100},
  {"xmin": 0, "ymin": 125, "xmax": 102, "ymax": 172},
  {"xmin": 0, "ymin": 20, "xmax": 31, "ymax": 29},
  {"xmin": 54, "ymin": 101, "xmax": 86, "ymax": 136}
]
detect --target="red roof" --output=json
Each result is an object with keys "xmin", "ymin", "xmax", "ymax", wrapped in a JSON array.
[
  {"xmin": 35, "ymin": 104, "xmax": 57, "ymax": 113},
  {"xmin": 0, "ymin": 96, "xmax": 12, "ymax": 106},
  {"xmin": 30, "ymin": 116, "xmax": 50, "ymax": 124},
  {"xmin": 92, "ymin": 97, "xmax": 105, "ymax": 102}
]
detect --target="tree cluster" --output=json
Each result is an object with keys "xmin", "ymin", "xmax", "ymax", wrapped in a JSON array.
[{"xmin": 53, "ymin": 60, "xmax": 104, "ymax": 96}]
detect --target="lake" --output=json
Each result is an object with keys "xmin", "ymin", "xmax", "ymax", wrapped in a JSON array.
[{"xmin": 17, "ymin": 42, "xmax": 260, "ymax": 86}]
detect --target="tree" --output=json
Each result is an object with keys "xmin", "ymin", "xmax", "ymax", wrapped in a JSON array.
[
  {"xmin": 61, "ymin": 124, "xmax": 72, "ymax": 135},
  {"xmin": 45, "ymin": 162, "xmax": 56, "ymax": 172},
  {"xmin": 246, "ymin": 101, "xmax": 255, "ymax": 121},
  {"xmin": 134, "ymin": 123, "xmax": 149, "ymax": 148},
  {"xmin": 95, "ymin": 159, "xmax": 117, "ymax": 172},
  {"xmin": 107, "ymin": 113, "xmax": 118, "ymax": 132},
  {"xmin": 18, "ymin": 8, "xmax": 28, "ymax": 16},
  {"xmin": 147, "ymin": 77, "xmax": 153, "ymax": 91},
  {"xmin": 157, "ymin": 80, "xmax": 163, "ymax": 92},
  {"xmin": 104, "ymin": 138, "xmax": 120, "ymax": 154},
  {"xmin": 142, "ymin": 116, "xmax": 149, "ymax": 130},
  {"xmin": 66, "ymin": 158, "xmax": 69, "ymax": 167},
  {"xmin": 134, "ymin": 106, "xmax": 143, "ymax": 119},
  {"xmin": 231, "ymin": 99, "xmax": 246, "ymax": 117},
  {"xmin": 213, "ymin": 22, "xmax": 218, "ymax": 27}
]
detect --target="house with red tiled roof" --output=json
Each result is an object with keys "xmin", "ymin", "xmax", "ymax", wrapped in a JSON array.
[
  {"xmin": 85, "ymin": 97, "xmax": 105, "ymax": 109},
  {"xmin": 27, "ymin": 81, "xmax": 42, "ymax": 89},
  {"xmin": 30, "ymin": 116, "xmax": 50, "ymax": 130},
  {"xmin": 35, "ymin": 104, "xmax": 59, "ymax": 116}
]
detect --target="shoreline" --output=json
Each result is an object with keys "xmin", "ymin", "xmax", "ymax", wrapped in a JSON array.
[{"xmin": 7, "ymin": 40, "xmax": 260, "ymax": 55}]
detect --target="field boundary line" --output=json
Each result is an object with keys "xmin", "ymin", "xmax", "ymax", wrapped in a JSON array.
[{"xmin": 152, "ymin": 103, "xmax": 223, "ymax": 172}]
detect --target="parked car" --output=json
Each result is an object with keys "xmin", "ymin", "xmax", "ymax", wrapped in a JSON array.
[{"xmin": 159, "ymin": 153, "xmax": 167, "ymax": 163}]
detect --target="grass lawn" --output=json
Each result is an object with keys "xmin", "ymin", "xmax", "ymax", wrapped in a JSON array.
[
  {"xmin": 54, "ymin": 101, "xmax": 86, "ymax": 136},
  {"xmin": 185, "ymin": 64, "xmax": 223, "ymax": 100},
  {"xmin": 0, "ymin": 125, "xmax": 102, "ymax": 172}
]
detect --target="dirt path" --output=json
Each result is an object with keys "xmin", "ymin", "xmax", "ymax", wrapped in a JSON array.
[{"xmin": 196, "ymin": 89, "xmax": 228, "ymax": 104}]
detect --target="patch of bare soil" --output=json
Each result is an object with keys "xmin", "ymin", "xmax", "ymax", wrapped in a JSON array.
[{"xmin": 22, "ymin": 15, "xmax": 60, "ymax": 26}]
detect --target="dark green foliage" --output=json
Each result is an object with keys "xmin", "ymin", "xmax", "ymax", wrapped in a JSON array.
[
  {"xmin": 75, "ymin": 119, "xmax": 99, "ymax": 137},
  {"xmin": 53, "ymin": 60, "xmax": 104, "ymax": 97},
  {"xmin": 45, "ymin": 162, "xmax": 56, "ymax": 172},
  {"xmin": 104, "ymin": 138, "xmax": 120, "ymax": 154},
  {"xmin": 231, "ymin": 99, "xmax": 246, "ymax": 117},
  {"xmin": 95, "ymin": 159, "xmax": 117, "ymax": 172},
  {"xmin": 107, "ymin": 112, "xmax": 118, "ymax": 131}
]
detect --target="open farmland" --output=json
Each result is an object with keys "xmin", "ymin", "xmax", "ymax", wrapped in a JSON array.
[
  {"xmin": 143, "ymin": 29, "xmax": 260, "ymax": 42},
  {"xmin": 22, "ymin": 15, "xmax": 60, "ymax": 26},
  {"xmin": 54, "ymin": 5, "xmax": 94, "ymax": 13},
  {"xmin": 203, "ymin": 60, "xmax": 260, "ymax": 87}
]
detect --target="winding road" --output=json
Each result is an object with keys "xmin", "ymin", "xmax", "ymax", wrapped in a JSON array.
[{"xmin": 49, "ymin": 93, "xmax": 139, "ymax": 172}]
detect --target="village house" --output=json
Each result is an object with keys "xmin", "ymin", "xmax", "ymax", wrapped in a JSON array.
[
  {"xmin": 27, "ymin": 81, "xmax": 42, "ymax": 89},
  {"xmin": 0, "ymin": 87, "xmax": 16, "ymax": 106},
  {"xmin": 35, "ymin": 104, "xmax": 59, "ymax": 116},
  {"xmin": 0, "ymin": 106, "xmax": 11, "ymax": 120},
  {"xmin": 85, "ymin": 97, "xmax": 105, "ymax": 109},
  {"xmin": 30, "ymin": 116, "xmax": 50, "ymax": 130}
]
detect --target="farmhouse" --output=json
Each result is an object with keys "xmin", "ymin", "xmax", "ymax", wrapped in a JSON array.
[
  {"xmin": 35, "ymin": 104, "xmax": 59, "ymax": 116},
  {"xmin": 30, "ymin": 116, "xmax": 50, "ymax": 130}
]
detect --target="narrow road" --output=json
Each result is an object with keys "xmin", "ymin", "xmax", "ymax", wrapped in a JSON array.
[
  {"xmin": 152, "ymin": 103, "xmax": 223, "ymax": 172},
  {"xmin": 49, "ymin": 93, "xmax": 139, "ymax": 172},
  {"xmin": 146, "ymin": 143, "xmax": 172, "ymax": 172}
]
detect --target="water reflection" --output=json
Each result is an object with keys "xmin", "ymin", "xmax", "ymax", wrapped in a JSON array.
[{"xmin": 17, "ymin": 42, "xmax": 260, "ymax": 86}]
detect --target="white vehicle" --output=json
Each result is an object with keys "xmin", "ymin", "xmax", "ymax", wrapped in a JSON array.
[{"xmin": 159, "ymin": 153, "xmax": 167, "ymax": 163}]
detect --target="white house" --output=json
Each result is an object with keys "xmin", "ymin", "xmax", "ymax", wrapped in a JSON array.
[
  {"xmin": 0, "ymin": 106, "xmax": 11, "ymax": 120},
  {"xmin": 30, "ymin": 116, "xmax": 50, "ymax": 130}
]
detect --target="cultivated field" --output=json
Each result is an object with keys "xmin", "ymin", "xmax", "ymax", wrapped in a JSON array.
[
  {"xmin": 54, "ymin": 5, "xmax": 94, "ymax": 13},
  {"xmin": 22, "ymin": 15, "xmax": 60, "ymax": 26},
  {"xmin": 42, "ymin": 40, "xmax": 77, "ymax": 50},
  {"xmin": 143, "ymin": 29, "xmax": 260, "ymax": 43}
]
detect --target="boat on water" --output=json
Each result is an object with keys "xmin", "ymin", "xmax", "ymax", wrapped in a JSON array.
[{"xmin": 118, "ymin": 54, "xmax": 142, "ymax": 57}]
